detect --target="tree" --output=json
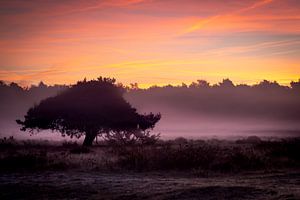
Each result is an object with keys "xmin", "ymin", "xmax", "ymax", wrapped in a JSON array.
[
  {"xmin": 291, "ymin": 79, "xmax": 300, "ymax": 91},
  {"xmin": 16, "ymin": 77, "xmax": 161, "ymax": 146},
  {"xmin": 218, "ymin": 78, "xmax": 234, "ymax": 88},
  {"xmin": 197, "ymin": 80, "xmax": 210, "ymax": 88}
]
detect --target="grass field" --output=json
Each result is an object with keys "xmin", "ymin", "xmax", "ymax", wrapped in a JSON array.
[{"xmin": 0, "ymin": 137, "xmax": 299, "ymax": 199}]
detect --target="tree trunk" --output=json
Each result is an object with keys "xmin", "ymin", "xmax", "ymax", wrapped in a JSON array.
[{"xmin": 83, "ymin": 132, "xmax": 96, "ymax": 146}]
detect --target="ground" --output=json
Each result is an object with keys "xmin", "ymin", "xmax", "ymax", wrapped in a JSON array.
[
  {"xmin": 1, "ymin": 170, "xmax": 299, "ymax": 200},
  {"xmin": 1, "ymin": 138, "xmax": 300, "ymax": 199}
]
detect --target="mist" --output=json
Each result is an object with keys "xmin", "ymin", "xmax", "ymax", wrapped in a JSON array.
[
  {"xmin": 1, "ymin": 79, "xmax": 300, "ymax": 140},
  {"xmin": 0, "ymin": 81, "xmax": 68, "ymax": 140},
  {"xmin": 125, "ymin": 79, "xmax": 300, "ymax": 139}
]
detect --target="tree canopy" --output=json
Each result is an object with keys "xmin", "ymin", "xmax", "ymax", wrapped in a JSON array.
[{"xmin": 16, "ymin": 77, "xmax": 161, "ymax": 146}]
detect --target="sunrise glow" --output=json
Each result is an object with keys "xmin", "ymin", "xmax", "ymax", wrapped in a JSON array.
[{"xmin": 0, "ymin": 0, "xmax": 299, "ymax": 87}]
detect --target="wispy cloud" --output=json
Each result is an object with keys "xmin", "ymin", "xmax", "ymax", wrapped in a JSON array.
[
  {"xmin": 196, "ymin": 39, "xmax": 300, "ymax": 57},
  {"xmin": 240, "ymin": 0, "xmax": 274, "ymax": 13},
  {"xmin": 183, "ymin": 0, "xmax": 276, "ymax": 34}
]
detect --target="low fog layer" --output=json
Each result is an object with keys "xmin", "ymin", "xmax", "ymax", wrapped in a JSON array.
[
  {"xmin": 1, "ymin": 79, "xmax": 300, "ymax": 140},
  {"xmin": 126, "ymin": 79, "xmax": 300, "ymax": 139},
  {"xmin": 0, "ymin": 81, "xmax": 68, "ymax": 140}
]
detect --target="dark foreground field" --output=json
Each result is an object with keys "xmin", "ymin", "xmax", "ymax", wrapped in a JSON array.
[
  {"xmin": 1, "ymin": 170, "xmax": 300, "ymax": 200},
  {"xmin": 0, "ymin": 137, "xmax": 300, "ymax": 199}
]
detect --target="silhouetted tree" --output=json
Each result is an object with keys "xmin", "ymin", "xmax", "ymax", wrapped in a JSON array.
[
  {"xmin": 291, "ymin": 79, "xmax": 300, "ymax": 91},
  {"xmin": 130, "ymin": 83, "xmax": 139, "ymax": 90},
  {"xmin": 181, "ymin": 82, "xmax": 188, "ymax": 88},
  {"xmin": 16, "ymin": 77, "xmax": 161, "ymax": 146},
  {"xmin": 0, "ymin": 80, "xmax": 5, "ymax": 86},
  {"xmin": 197, "ymin": 79, "xmax": 210, "ymax": 88},
  {"xmin": 254, "ymin": 80, "xmax": 281, "ymax": 90},
  {"xmin": 219, "ymin": 78, "xmax": 234, "ymax": 88}
]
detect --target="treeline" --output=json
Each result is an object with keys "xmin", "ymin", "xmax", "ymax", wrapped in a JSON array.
[
  {"xmin": 1, "ymin": 79, "xmax": 300, "ymax": 122},
  {"xmin": 0, "ymin": 81, "xmax": 67, "ymax": 120},
  {"xmin": 125, "ymin": 79, "xmax": 300, "ymax": 122}
]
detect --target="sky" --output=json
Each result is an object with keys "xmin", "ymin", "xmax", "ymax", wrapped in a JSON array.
[{"xmin": 0, "ymin": 0, "xmax": 300, "ymax": 87}]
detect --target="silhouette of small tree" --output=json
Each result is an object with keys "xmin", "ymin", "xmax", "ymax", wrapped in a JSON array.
[{"xmin": 16, "ymin": 77, "xmax": 161, "ymax": 146}]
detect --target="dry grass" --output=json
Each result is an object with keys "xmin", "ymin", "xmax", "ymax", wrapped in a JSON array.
[{"xmin": 0, "ymin": 136, "xmax": 299, "ymax": 173}]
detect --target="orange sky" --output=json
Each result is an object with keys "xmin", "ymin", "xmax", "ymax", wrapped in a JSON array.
[{"xmin": 0, "ymin": 0, "xmax": 299, "ymax": 87}]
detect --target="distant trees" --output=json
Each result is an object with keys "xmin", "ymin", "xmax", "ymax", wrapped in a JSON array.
[
  {"xmin": 291, "ymin": 79, "xmax": 300, "ymax": 91},
  {"xmin": 16, "ymin": 77, "xmax": 161, "ymax": 146},
  {"xmin": 0, "ymin": 81, "xmax": 67, "ymax": 120},
  {"xmin": 0, "ymin": 77, "xmax": 299, "ymax": 141},
  {"xmin": 125, "ymin": 79, "xmax": 300, "ymax": 122},
  {"xmin": 218, "ymin": 78, "xmax": 234, "ymax": 88}
]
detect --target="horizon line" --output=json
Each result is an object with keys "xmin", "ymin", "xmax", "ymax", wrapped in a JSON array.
[{"xmin": 1, "ymin": 77, "xmax": 300, "ymax": 89}]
